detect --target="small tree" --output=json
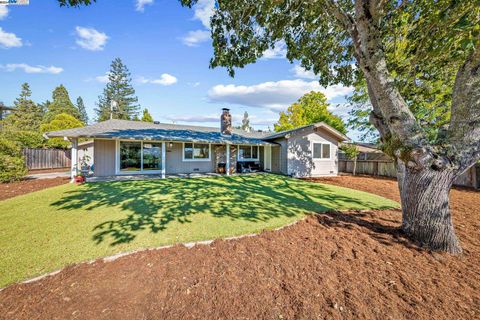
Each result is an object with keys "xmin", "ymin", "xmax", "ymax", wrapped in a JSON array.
[
  {"xmin": 241, "ymin": 111, "xmax": 253, "ymax": 132},
  {"xmin": 2, "ymin": 83, "xmax": 43, "ymax": 132},
  {"xmin": 340, "ymin": 144, "xmax": 360, "ymax": 176},
  {"xmin": 76, "ymin": 97, "xmax": 89, "ymax": 125},
  {"xmin": 274, "ymin": 91, "xmax": 346, "ymax": 133},
  {"xmin": 41, "ymin": 113, "xmax": 84, "ymax": 149},
  {"xmin": 141, "ymin": 108, "xmax": 154, "ymax": 122}
]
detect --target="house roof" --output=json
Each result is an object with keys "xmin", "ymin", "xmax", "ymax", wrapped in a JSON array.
[
  {"xmin": 45, "ymin": 119, "xmax": 274, "ymax": 145},
  {"xmin": 263, "ymin": 122, "xmax": 350, "ymax": 142}
]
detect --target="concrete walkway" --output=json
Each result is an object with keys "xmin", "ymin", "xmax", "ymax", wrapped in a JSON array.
[{"xmin": 26, "ymin": 171, "xmax": 70, "ymax": 180}]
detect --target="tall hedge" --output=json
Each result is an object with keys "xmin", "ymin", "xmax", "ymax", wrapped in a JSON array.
[{"xmin": 0, "ymin": 137, "xmax": 27, "ymax": 183}]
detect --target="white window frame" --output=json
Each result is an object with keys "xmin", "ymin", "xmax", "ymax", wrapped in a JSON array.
[
  {"xmin": 237, "ymin": 145, "xmax": 260, "ymax": 162},
  {"xmin": 182, "ymin": 142, "xmax": 212, "ymax": 162},
  {"xmin": 115, "ymin": 139, "xmax": 164, "ymax": 175},
  {"xmin": 311, "ymin": 142, "xmax": 332, "ymax": 160}
]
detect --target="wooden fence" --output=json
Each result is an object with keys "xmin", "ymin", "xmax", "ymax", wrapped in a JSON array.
[
  {"xmin": 22, "ymin": 148, "xmax": 71, "ymax": 170},
  {"xmin": 339, "ymin": 160, "xmax": 479, "ymax": 189}
]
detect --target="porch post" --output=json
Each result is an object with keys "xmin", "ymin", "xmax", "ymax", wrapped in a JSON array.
[
  {"xmin": 226, "ymin": 144, "xmax": 230, "ymax": 176},
  {"xmin": 70, "ymin": 137, "xmax": 78, "ymax": 182},
  {"xmin": 161, "ymin": 141, "xmax": 166, "ymax": 179}
]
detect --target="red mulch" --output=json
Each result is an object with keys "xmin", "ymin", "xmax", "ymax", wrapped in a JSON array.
[
  {"xmin": 0, "ymin": 177, "xmax": 69, "ymax": 201},
  {"xmin": 1, "ymin": 176, "xmax": 479, "ymax": 320}
]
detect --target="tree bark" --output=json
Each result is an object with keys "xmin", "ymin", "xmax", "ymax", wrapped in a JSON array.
[{"xmin": 398, "ymin": 166, "xmax": 462, "ymax": 254}]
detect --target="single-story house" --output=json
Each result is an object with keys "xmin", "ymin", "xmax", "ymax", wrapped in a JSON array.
[{"xmin": 45, "ymin": 108, "xmax": 349, "ymax": 180}]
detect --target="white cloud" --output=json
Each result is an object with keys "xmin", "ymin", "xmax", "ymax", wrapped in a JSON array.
[
  {"xmin": 135, "ymin": 0, "xmax": 154, "ymax": 12},
  {"xmin": 1, "ymin": 63, "xmax": 63, "ymax": 74},
  {"xmin": 291, "ymin": 65, "xmax": 316, "ymax": 79},
  {"xmin": 166, "ymin": 114, "xmax": 218, "ymax": 123},
  {"xmin": 75, "ymin": 26, "xmax": 108, "ymax": 51},
  {"xmin": 262, "ymin": 41, "xmax": 287, "ymax": 60},
  {"xmin": 208, "ymin": 79, "xmax": 353, "ymax": 111},
  {"xmin": 181, "ymin": 29, "xmax": 210, "ymax": 47},
  {"xmin": 193, "ymin": 0, "xmax": 215, "ymax": 29},
  {"xmin": 0, "ymin": 27, "xmax": 22, "ymax": 48},
  {"xmin": 138, "ymin": 73, "xmax": 178, "ymax": 86},
  {"xmin": 95, "ymin": 73, "xmax": 109, "ymax": 83},
  {"xmin": 0, "ymin": 6, "xmax": 8, "ymax": 20}
]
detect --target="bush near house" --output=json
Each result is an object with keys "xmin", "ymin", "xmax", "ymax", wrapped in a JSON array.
[{"xmin": 0, "ymin": 137, "xmax": 27, "ymax": 183}]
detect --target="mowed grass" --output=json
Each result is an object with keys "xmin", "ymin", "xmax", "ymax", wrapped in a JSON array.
[{"xmin": 0, "ymin": 174, "xmax": 398, "ymax": 287}]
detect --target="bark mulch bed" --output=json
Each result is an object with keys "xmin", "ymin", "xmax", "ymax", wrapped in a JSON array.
[
  {"xmin": 0, "ymin": 177, "xmax": 69, "ymax": 202},
  {"xmin": 1, "ymin": 176, "xmax": 479, "ymax": 319}
]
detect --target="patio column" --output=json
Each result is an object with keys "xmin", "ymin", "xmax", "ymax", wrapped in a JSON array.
[
  {"xmin": 161, "ymin": 141, "xmax": 166, "ymax": 179},
  {"xmin": 70, "ymin": 137, "xmax": 78, "ymax": 182},
  {"xmin": 226, "ymin": 144, "xmax": 230, "ymax": 176}
]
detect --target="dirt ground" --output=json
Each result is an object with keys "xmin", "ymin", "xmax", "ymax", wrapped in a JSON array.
[
  {"xmin": 0, "ymin": 177, "xmax": 69, "ymax": 201},
  {"xmin": 0, "ymin": 176, "xmax": 479, "ymax": 320}
]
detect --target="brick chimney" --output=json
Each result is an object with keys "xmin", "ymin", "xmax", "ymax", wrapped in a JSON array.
[{"xmin": 220, "ymin": 108, "xmax": 232, "ymax": 135}]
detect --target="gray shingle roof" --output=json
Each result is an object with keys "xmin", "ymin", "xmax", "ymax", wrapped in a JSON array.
[
  {"xmin": 262, "ymin": 122, "xmax": 350, "ymax": 142},
  {"xmin": 45, "ymin": 119, "xmax": 274, "ymax": 145}
]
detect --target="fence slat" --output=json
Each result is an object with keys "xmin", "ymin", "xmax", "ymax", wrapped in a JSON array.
[
  {"xmin": 339, "ymin": 160, "xmax": 478, "ymax": 189},
  {"xmin": 22, "ymin": 148, "xmax": 71, "ymax": 170}
]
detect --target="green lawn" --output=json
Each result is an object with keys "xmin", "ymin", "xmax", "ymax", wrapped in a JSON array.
[{"xmin": 0, "ymin": 174, "xmax": 398, "ymax": 287}]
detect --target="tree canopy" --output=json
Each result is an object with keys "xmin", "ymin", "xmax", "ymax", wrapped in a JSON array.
[
  {"xmin": 141, "ymin": 108, "xmax": 154, "ymax": 122},
  {"xmin": 274, "ymin": 91, "xmax": 346, "ymax": 134},
  {"xmin": 40, "ymin": 113, "xmax": 84, "ymax": 149},
  {"xmin": 76, "ymin": 97, "xmax": 89, "ymax": 124},
  {"xmin": 95, "ymin": 58, "xmax": 139, "ymax": 121},
  {"xmin": 44, "ymin": 85, "xmax": 81, "ymax": 123},
  {"xmin": 2, "ymin": 83, "xmax": 43, "ymax": 132}
]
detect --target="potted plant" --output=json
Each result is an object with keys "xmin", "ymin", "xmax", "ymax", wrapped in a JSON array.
[{"xmin": 74, "ymin": 174, "xmax": 85, "ymax": 184}]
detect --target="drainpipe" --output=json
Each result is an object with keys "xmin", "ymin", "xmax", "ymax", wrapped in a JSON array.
[{"xmin": 226, "ymin": 144, "xmax": 230, "ymax": 176}]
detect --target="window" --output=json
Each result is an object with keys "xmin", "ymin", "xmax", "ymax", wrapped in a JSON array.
[
  {"xmin": 238, "ymin": 145, "xmax": 259, "ymax": 161},
  {"xmin": 120, "ymin": 141, "xmax": 142, "ymax": 171},
  {"xmin": 312, "ymin": 143, "xmax": 331, "ymax": 159},
  {"xmin": 143, "ymin": 143, "xmax": 162, "ymax": 170},
  {"xmin": 119, "ymin": 141, "xmax": 163, "ymax": 172},
  {"xmin": 183, "ymin": 143, "xmax": 210, "ymax": 161}
]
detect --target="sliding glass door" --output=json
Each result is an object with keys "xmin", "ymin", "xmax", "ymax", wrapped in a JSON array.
[{"xmin": 119, "ymin": 141, "xmax": 163, "ymax": 173}]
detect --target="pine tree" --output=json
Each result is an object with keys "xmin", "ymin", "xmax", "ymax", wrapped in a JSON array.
[
  {"xmin": 141, "ymin": 108, "xmax": 154, "ymax": 122},
  {"xmin": 76, "ymin": 97, "xmax": 89, "ymax": 124},
  {"xmin": 95, "ymin": 58, "xmax": 139, "ymax": 121},
  {"xmin": 44, "ymin": 85, "xmax": 81, "ymax": 123},
  {"xmin": 2, "ymin": 83, "xmax": 43, "ymax": 131},
  {"xmin": 241, "ymin": 111, "xmax": 253, "ymax": 132}
]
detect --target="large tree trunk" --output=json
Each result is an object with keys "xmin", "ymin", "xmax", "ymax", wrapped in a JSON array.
[{"xmin": 398, "ymin": 166, "xmax": 462, "ymax": 254}]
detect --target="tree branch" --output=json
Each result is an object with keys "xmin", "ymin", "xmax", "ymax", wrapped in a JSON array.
[
  {"xmin": 449, "ymin": 39, "xmax": 480, "ymax": 170},
  {"xmin": 323, "ymin": 0, "xmax": 354, "ymax": 30}
]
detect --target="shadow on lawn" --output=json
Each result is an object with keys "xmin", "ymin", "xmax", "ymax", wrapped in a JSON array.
[{"xmin": 51, "ymin": 174, "xmax": 392, "ymax": 246}]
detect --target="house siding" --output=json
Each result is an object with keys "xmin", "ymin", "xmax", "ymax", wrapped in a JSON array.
[
  {"xmin": 271, "ymin": 145, "xmax": 281, "ymax": 173},
  {"xmin": 287, "ymin": 127, "xmax": 339, "ymax": 177},
  {"xmin": 166, "ymin": 142, "xmax": 215, "ymax": 174},
  {"xmin": 93, "ymin": 139, "xmax": 116, "ymax": 177}
]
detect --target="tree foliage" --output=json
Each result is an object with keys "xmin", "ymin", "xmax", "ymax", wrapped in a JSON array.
[
  {"xmin": 76, "ymin": 97, "xmax": 89, "ymax": 124},
  {"xmin": 141, "ymin": 108, "xmax": 154, "ymax": 122},
  {"xmin": 41, "ymin": 113, "xmax": 84, "ymax": 149},
  {"xmin": 96, "ymin": 58, "xmax": 139, "ymax": 122},
  {"xmin": 0, "ymin": 137, "xmax": 27, "ymax": 183},
  {"xmin": 241, "ymin": 111, "xmax": 252, "ymax": 132},
  {"xmin": 44, "ymin": 85, "xmax": 81, "ymax": 123},
  {"xmin": 2, "ymin": 83, "xmax": 43, "ymax": 132},
  {"xmin": 274, "ymin": 91, "xmax": 346, "ymax": 134}
]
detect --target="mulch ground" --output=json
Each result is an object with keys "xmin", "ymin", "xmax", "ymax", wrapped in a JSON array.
[
  {"xmin": 1, "ymin": 176, "xmax": 479, "ymax": 320},
  {"xmin": 0, "ymin": 177, "xmax": 69, "ymax": 201}
]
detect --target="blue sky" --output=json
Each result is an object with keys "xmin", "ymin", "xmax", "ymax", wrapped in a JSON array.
[{"xmin": 0, "ymin": 0, "xmax": 354, "ymax": 134}]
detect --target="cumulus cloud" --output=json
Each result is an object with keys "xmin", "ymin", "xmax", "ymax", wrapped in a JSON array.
[
  {"xmin": 138, "ymin": 73, "xmax": 178, "ymax": 86},
  {"xmin": 75, "ymin": 26, "xmax": 108, "ymax": 51},
  {"xmin": 135, "ymin": 0, "xmax": 154, "ymax": 12},
  {"xmin": 262, "ymin": 41, "xmax": 287, "ymax": 60},
  {"xmin": 208, "ymin": 79, "xmax": 353, "ymax": 111},
  {"xmin": 1, "ymin": 63, "xmax": 63, "ymax": 74},
  {"xmin": 0, "ymin": 6, "xmax": 8, "ymax": 20},
  {"xmin": 181, "ymin": 29, "xmax": 210, "ymax": 47},
  {"xmin": 291, "ymin": 65, "xmax": 316, "ymax": 79},
  {"xmin": 0, "ymin": 28, "xmax": 22, "ymax": 48},
  {"xmin": 165, "ymin": 114, "xmax": 218, "ymax": 123},
  {"xmin": 95, "ymin": 73, "xmax": 110, "ymax": 83},
  {"xmin": 193, "ymin": 0, "xmax": 215, "ymax": 29}
]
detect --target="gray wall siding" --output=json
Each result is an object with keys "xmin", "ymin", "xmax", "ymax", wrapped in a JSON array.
[
  {"xmin": 271, "ymin": 146, "xmax": 281, "ymax": 173},
  {"xmin": 78, "ymin": 142, "xmax": 94, "ymax": 167},
  {"xmin": 275, "ymin": 138, "xmax": 289, "ymax": 175},
  {"xmin": 94, "ymin": 139, "xmax": 116, "ymax": 177},
  {"xmin": 287, "ymin": 128, "xmax": 339, "ymax": 177},
  {"xmin": 166, "ymin": 142, "xmax": 215, "ymax": 174}
]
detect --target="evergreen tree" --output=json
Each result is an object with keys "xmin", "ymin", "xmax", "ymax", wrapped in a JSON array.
[
  {"xmin": 241, "ymin": 111, "xmax": 253, "ymax": 132},
  {"xmin": 95, "ymin": 58, "xmax": 139, "ymax": 121},
  {"xmin": 2, "ymin": 83, "xmax": 43, "ymax": 131},
  {"xmin": 44, "ymin": 85, "xmax": 81, "ymax": 123},
  {"xmin": 141, "ymin": 108, "xmax": 154, "ymax": 122},
  {"xmin": 76, "ymin": 97, "xmax": 89, "ymax": 124}
]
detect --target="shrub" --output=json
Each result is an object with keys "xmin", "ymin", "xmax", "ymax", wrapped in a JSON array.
[
  {"xmin": 0, "ymin": 154, "xmax": 27, "ymax": 183},
  {"xmin": 41, "ymin": 113, "xmax": 83, "ymax": 149},
  {"xmin": 0, "ymin": 136, "xmax": 23, "ymax": 157},
  {"xmin": 0, "ymin": 130, "xmax": 45, "ymax": 149}
]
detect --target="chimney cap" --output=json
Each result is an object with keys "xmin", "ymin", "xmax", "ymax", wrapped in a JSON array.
[{"xmin": 222, "ymin": 108, "xmax": 230, "ymax": 112}]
